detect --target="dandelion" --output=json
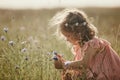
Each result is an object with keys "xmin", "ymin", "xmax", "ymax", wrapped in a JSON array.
[
  {"xmin": 21, "ymin": 48, "xmax": 27, "ymax": 53},
  {"xmin": 9, "ymin": 41, "xmax": 14, "ymax": 46},
  {"xmin": 0, "ymin": 35, "xmax": 6, "ymax": 41},
  {"xmin": 3, "ymin": 27, "xmax": 8, "ymax": 33}
]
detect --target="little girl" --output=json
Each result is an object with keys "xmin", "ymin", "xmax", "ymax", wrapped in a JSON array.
[{"xmin": 50, "ymin": 9, "xmax": 120, "ymax": 80}]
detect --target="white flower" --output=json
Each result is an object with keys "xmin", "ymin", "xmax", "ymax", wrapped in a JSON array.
[
  {"xmin": 52, "ymin": 51, "xmax": 57, "ymax": 55},
  {"xmin": 75, "ymin": 22, "xmax": 79, "ymax": 26},
  {"xmin": 0, "ymin": 36, "xmax": 6, "ymax": 41},
  {"xmin": 82, "ymin": 22, "xmax": 87, "ymax": 26},
  {"xmin": 3, "ymin": 27, "xmax": 8, "ymax": 33},
  {"xmin": 21, "ymin": 48, "xmax": 27, "ymax": 53},
  {"xmin": 9, "ymin": 41, "xmax": 14, "ymax": 46}
]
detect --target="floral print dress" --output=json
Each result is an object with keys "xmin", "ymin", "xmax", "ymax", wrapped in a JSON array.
[{"xmin": 70, "ymin": 37, "xmax": 120, "ymax": 80}]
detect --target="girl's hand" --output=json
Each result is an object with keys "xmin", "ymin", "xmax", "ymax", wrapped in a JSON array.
[
  {"xmin": 63, "ymin": 61, "xmax": 73, "ymax": 69},
  {"xmin": 53, "ymin": 54, "xmax": 65, "ymax": 69}
]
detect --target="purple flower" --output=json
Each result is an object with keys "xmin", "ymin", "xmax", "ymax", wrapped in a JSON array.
[
  {"xmin": 25, "ymin": 56, "xmax": 29, "ymax": 61},
  {"xmin": 21, "ymin": 48, "xmax": 27, "ymax": 53},
  {"xmin": 52, "ymin": 51, "xmax": 57, "ymax": 55},
  {"xmin": 0, "ymin": 36, "xmax": 6, "ymax": 41},
  {"xmin": 15, "ymin": 65, "xmax": 20, "ymax": 69},
  {"xmin": 3, "ymin": 27, "xmax": 8, "ymax": 33},
  {"xmin": 9, "ymin": 41, "xmax": 14, "ymax": 46},
  {"xmin": 52, "ymin": 55, "xmax": 58, "ymax": 60}
]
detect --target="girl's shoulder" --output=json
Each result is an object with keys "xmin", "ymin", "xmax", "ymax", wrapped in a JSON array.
[{"xmin": 82, "ymin": 36, "xmax": 111, "ymax": 51}]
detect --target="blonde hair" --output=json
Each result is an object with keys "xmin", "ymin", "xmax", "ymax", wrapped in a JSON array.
[{"xmin": 50, "ymin": 8, "xmax": 98, "ymax": 46}]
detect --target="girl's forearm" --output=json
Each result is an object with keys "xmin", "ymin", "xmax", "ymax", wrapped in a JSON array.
[{"xmin": 64, "ymin": 60, "xmax": 83, "ymax": 69}]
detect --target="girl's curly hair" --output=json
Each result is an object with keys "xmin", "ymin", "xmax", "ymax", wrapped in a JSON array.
[{"xmin": 50, "ymin": 9, "xmax": 98, "ymax": 46}]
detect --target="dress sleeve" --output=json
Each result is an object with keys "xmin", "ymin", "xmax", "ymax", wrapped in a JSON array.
[
  {"xmin": 81, "ymin": 37, "xmax": 111, "ymax": 66},
  {"xmin": 82, "ymin": 37, "xmax": 111, "ymax": 52},
  {"xmin": 71, "ymin": 45, "xmax": 83, "ymax": 61}
]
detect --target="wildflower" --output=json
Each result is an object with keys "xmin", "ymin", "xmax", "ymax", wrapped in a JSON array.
[
  {"xmin": 52, "ymin": 55, "xmax": 58, "ymax": 60},
  {"xmin": 52, "ymin": 51, "xmax": 57, "ymax": 55},
  {"xmin": 9, "ymin": 41, "xmax": 14, "ymax": 46},
  {"xmin": 21, "ymin": 48, "xmax": 27, "ymax": 53},
  {"xmin": 52, "ymin": 51, "xmax": 58, "ymax": 60},
  {"xmin": 25, "ymin": 56, "xmax": 29, "ymax": 61},
  {"xmin": 0, "ymin": 35, "xmax": 6, "ymax": 41},
  {"xmin": 15, "ymin": 65, "xmax": 20, "ymax": 69},
  {"xmin": 3, "ymin": 27, "xmax": 8, "ymax": 33}
]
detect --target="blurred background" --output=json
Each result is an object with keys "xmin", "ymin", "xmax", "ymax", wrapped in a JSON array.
[{"xmin": 0, "ymin": 0, "xmax": 120, "ymax": 80}]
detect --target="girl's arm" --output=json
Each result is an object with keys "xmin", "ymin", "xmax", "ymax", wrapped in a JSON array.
[
  {"xmin": 64, "ymin": 45, "xmax": 99, "ymax": 69},
  {"xmin": 54, "ymin": 54, "xmax": 65, "ymax": 69}
]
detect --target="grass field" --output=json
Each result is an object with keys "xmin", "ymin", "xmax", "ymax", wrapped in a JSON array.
[{"xmin": 0, "ymin": 8, "xmax": 120, "ymax": 80}]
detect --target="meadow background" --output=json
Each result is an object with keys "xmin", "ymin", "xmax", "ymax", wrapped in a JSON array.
[{"xmin": 0, "ymin": 8, "xmax": 120, "ymax": 80}]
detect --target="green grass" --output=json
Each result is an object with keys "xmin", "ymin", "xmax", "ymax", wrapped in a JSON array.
[{"xmin": 0, "ymin": 8, "xmax": 120, "ymax": 80}]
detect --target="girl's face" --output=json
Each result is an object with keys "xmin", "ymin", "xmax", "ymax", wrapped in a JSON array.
[{"xmin": 62, "ymin": 31, "xmax": 79, "ymax": 45}]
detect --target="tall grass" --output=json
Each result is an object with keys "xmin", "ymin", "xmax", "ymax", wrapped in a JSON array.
[{"xmin": 0, "ymin": 8, "xmax": 120, "ymax": 80}]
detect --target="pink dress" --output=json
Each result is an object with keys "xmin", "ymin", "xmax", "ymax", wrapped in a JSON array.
[{"xmin": 72, "ymin": 37, "xmax": 120, "ymax": 80}]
